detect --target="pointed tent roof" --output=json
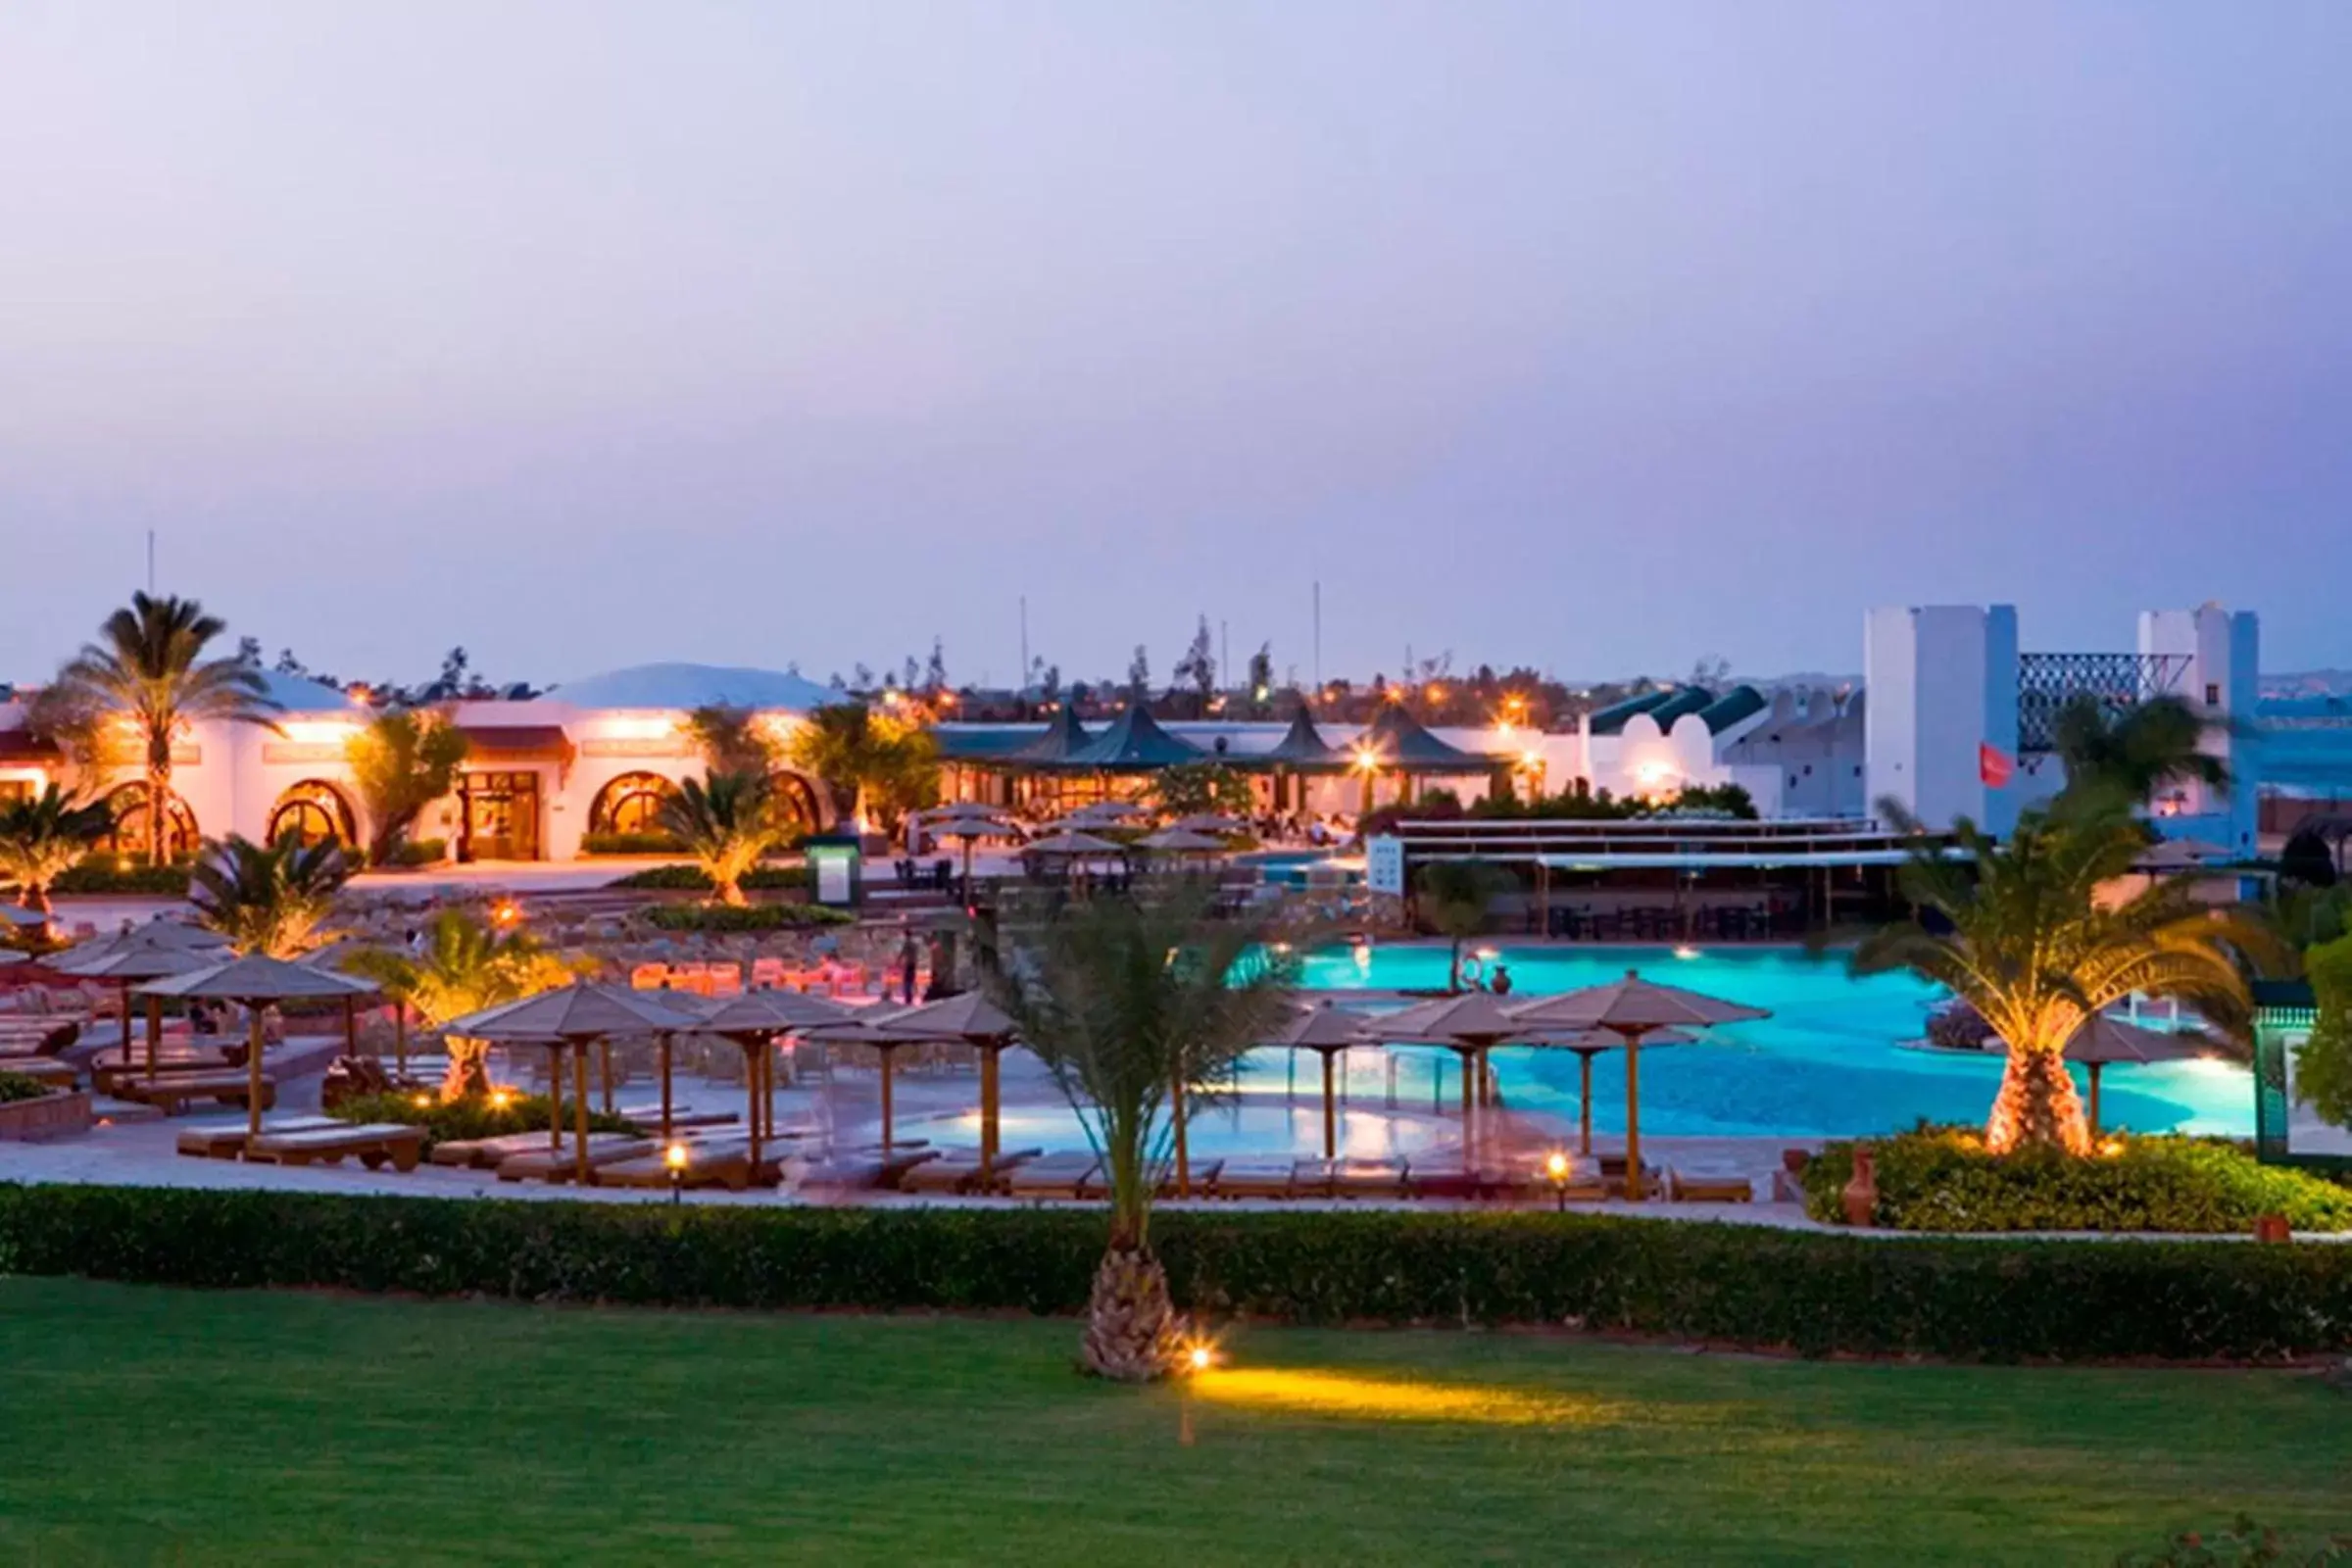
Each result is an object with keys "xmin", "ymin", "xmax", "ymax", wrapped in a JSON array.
[
  {"xmin": 1359, "ymin": 702, "xmax": 1486, "ymax": 770},
  {"xmin": 1261, "ymin": 707, "xmax": 1350, "ymax": 770},
  {"xmin": 55, "ymin": 921, "xmax": 230, "ymax": 976},
  {"xmin": 1066, "ymin": 705, "xmax": 1204, "ymax": 770},
  {"xmin": 1015, "ymin": 705, "xmax": 1096, "ymax": 763},
  {"xmin": 1019, "ymin": 830, "xmax": 1128, "ymax": 858}
]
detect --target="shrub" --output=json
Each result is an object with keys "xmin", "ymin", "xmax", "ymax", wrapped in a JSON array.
[
  {"xmin": 611, "ymin": 863, "xmax": 808, "ymax": 892},
  {"xmin": 580, "ymin": 831, "xmax": 686, "ymax": 856},
  {"xmin": 641, "ymin": 903, "xmax": 854, "ymax": 933},
  {"xmin": 1802, "ymin": 1129, "xmax": 2352, "ymax": 1234},
  {"xmin": 328, "ymin": 1092, "xmax": 638, "ymax": 1151},
  {"xmin": 51, "ymin": 858, "xmax": 192, "ymax": 896},
  {"xmin": 386, "ymin": 838, "xmax": 446, "ymax": 867},
  {"xmin": 0, "ymin": 1072, "xmax": 51, "ymax": 1104}
]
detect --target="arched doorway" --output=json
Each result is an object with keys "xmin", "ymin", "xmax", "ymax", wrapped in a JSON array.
[
  {"xmin": 767, "ymin": 770, "xmax": 826, "ymax": 833},
  {"xmin": 588, "ymin": 772, "xmax": 678, "ymax": 837},
  {"xmin": 268, "ymin": 780, "xmax": 358, "ymax": 849},
  {"xmin": 102, "ymin": 782, "xmax": 200, "ymax": 862}
]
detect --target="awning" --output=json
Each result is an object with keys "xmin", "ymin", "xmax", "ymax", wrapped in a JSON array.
[
  {"xmin": 459, "ymin": 724, "xmax": 573, "ymax": 763},
  {"xmin": 0, "ymin": 731, "xmax": 62, "ymax": 764}
]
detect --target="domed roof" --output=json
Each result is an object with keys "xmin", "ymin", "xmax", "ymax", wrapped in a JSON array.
[
  {"xmin": 549, "ymin": 662, "xmax": 837, "ymax": 714},
  {"xmin": 254, "ymin": 670, "xmax": 364, "ymax": 713}
]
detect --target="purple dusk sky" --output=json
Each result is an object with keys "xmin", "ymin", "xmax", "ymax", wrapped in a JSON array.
[{"xmin": 4, "ymin": 2, "xmax": 2349, "ymax": 690}]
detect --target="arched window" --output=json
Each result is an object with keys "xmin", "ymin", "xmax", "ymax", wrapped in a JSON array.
[
  {"xmin": 268, "ymin": 780, "xmax": 357, "ymax": 849},
  {"xmin": 101, "ymin": 782, "xmax": 200, "ymax": 862},
  {"xmin": 588, "ymin": 772, "xmax": 678, "ymax": 836},
  {"xmin": 767, "ymin": 770, "xmax": 824, "ymax": 832}
]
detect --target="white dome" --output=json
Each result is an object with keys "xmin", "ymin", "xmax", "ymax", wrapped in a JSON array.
[
  {"xmin": 550, "ymin": 662, "xmax": 838, "ymax": 714},
  {"xmin": 254, "ymin": 670, "xmax": 363, "ymax": 713}
]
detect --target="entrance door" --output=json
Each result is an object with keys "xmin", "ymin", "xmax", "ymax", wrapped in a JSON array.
[{"xmin": 462, "ymin": 771, "xmax": 541, "ymax": 861}]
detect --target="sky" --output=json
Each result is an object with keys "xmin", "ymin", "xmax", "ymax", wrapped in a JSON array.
[{"xmin": 4, "ymin": 1, "xmax": 2350, "ymax": 692}]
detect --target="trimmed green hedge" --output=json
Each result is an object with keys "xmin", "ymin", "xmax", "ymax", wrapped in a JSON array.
[
  {"xmin": 0, "ymin": 1073, "xmax": 50, "ymax": 1104},
  {"xmin": 641, "ymin": 903, "xmax": 854, "ymax": 932},
  {"xmin": 0, "ymin": 1188, "xmax": 2345, "ymax": 1361},
  {"xmin": 580, "ymin": 831, "xmax": 686, "ymax": 856},
  {"xmin": 1803, "ymin": 1131, "xmax": 2352, "ymax": 1234},
  {"xmin": 611, "ymin": 863, "xmax": 808, "ymax": 892},
  {"xmin": 52, "ymin": 859, "xmax": 192, "ymax": 896}
]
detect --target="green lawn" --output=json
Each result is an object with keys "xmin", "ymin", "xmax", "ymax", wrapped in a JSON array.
[{"xmin": 0, "ymin": 1278, "xmax": 2341, "ymax": 1566}]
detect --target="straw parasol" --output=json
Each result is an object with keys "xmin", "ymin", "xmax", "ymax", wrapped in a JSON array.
[
  {"xmin": 1371, "ymin": 993, "xmax": 1535, "ymax": 1165},
  {"xmin": 675, "ymin": 988, "xmax": 856, "ymax": 1166},
  {"xmin": 850, "ymin": 993, "xmax": 1022, "ymax": 1176},
  {"xmin": 54, "ymin": 923, "xmax": 232, "ymax": 1077},
  {"xmin": 924, "ymin": 813, "xmax": 1025, "ymax": 895},
  {"xmin": 1020, "ymin": 830, "xmax": 1128, "ymax": 858},
  {"xmin": 1507, "ymin": 970, "xmax": 1769, "ymax": 1201},
  {"xmin": 1172, "ymin": 813, "xmax": 1247, "ymax": 836},
  {"xmin": 2063, "ymin": 1015, "xmax": 2219, "ymax": 1138},
  {"xmin": 443, "ymin": 982, "xmax": 704, "ymax": 1182},
  {"xmin": 137, "ymin": 956, "xmax": 379, "ymax": 1151},
  {"xmin": 1067, "ymin": 800, "xmax": 1148, "ymax": 821},
  {"xmin": 1264, "ymin": 1001, "xmax": 1370, "ymax": 1160},
  {"xmin": 1528, "ymin": 1028, "xmax": 1693, "ymax": 1156},
  {"xmin": 798, "ymin": 1005, "xmax": 925, "ymax": 1149}
]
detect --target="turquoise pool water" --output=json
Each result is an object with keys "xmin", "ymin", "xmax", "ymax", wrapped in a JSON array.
[{"xmin": 1274, "ymin": 944, "xmax": 2254, "ymax": 1139}]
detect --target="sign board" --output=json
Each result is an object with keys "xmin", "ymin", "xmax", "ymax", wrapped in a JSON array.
[
  {"xmin": 1365, "ymin": 835, "xmax": 1406, "ymax": 897},
  {"xmin": 807, "ymin": 842, "xmax": 859, "ymax": 907}
]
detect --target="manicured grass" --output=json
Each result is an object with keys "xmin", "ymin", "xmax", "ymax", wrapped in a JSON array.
[{"xmin": 0, "ymin": 1278, "xmax": 2341, "ymax": 1565}]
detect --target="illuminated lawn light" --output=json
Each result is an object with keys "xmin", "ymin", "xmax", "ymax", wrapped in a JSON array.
[
  {"xmin": 1544, "ymin": 1151, "xmax": 1572, "ymax": 1211},
  {"xmin": 664, "ymin": 1141, "xmax": 690, "ymax": 1204}
]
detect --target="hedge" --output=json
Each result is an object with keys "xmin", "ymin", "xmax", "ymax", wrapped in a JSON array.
[
  {"xmin": 0, "ymin": 1073, "xmax": 49, "ymax": 1104},
  {"xmin": 641, "ymin": 903, "xmax": 855, "ymax": 933},
  {"xmin": 0, "ymin": 1187, "xmax": 2346, "ymax": 1362},
  {"xmin": 611, "ymin": 863, "xmax": 808, "ymax": 892},
  {"xmin": 1803, "ymin": 1131, "xmax": 2352, "ymax": 1234},
  {"xmin": 579, "ymin": 831, "xmax": 686, "ymax": 856},
  {"xmin": 52, "ymin": 860, "xmax": 192, "ymax": 896}
]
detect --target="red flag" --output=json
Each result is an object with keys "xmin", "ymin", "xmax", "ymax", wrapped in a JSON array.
[{"xmin": 1979, "ymin": 742, "xmax": 2014, "ymax": 789}]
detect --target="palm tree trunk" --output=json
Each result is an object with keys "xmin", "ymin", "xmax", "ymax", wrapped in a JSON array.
[
  {"xmin": 1080, "ymin": 1241, "xmax": 1181, "ymax": 1382},
  {"xmin": 147, "ymin": 766, "xmax": 172, "ymax": 868},
  {"xmin": 1984, "ymin": 1048, "xmax": 2091, "ymax": 1154}
]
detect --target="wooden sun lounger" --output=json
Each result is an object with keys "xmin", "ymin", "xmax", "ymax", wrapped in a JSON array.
[
  {"xmin": 1005, "ymin": 1152, "xmax": 1099, "ymax": 1200},
  {"xmin": 107, "ymin": 1071, "xmax": 275, "ymax": 1115},
  {"xmin": 429, "ymin": 1130, "xmax": 573, "ymax": 1169},
  {"xmin": 591, "ymin": 1141, "xmax": 761, "ymax": 1192},
  {"xmin": 1329, "ymin": 1158, "xmax": 1409, "ymax": 1199},
  {"xmin": 496, "ymin": 1136, "xmax": 658, "ymax": 1183},
  {"xmin": 247, "ymin": 1123, "xmax": 427, "ymax": 1172},
  {"xmin": 898, "ymin": 1147, "xmax": 1045, "ymax": 1196},
  {"xmin": 1667, "ymin": 1167, "xmax": 1754, "ymax": 1203},
  {"xmin": 1154, "ymin": 1157, "xmax": 1224, "ymax": 1198},
  {"xmin": 1598, "ymin": 1157, "xmax": 1664, "ymax": 1200},
  {"xmin": 1215, "ymin": 1158, "xmax": 1308, "ymax": 1200},
  {"xmin": 796, "ymin": 1146, "xmax": 939, "ymax": 1190},
  {"xmin": 176, "ymin": 1115, "xmax": 343, "ymax": 1158},
  {"xmin": 614, "ymin": 1106, "xmax": 739, "ymax": 1132}
]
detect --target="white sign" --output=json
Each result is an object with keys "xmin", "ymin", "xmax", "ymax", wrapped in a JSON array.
[
  {"xmin": 1366, "ymin": 835, "xmax": 1406, "ymax": 896},
  {"xmin": 813, "ymin": 851, "xmax": 855, "ymax": 906}
]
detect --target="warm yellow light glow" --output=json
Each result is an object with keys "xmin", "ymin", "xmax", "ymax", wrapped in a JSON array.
[
  {"xmin": 664, "ymin": 1142, "xmax": 690, "ymax": 1171},
  {"xmin": 1519, "ymin": 750, "xmax": 1542, "ymax": 770},
  {"xmin": 1544, "ymin": 1152, "xmax": 1570, "ymax": 1181},
  {"xmin": 492, "ymin": 902, "xmax": 521, "ymax": 928},
  {"xmin": 1635, "ymin": 760, "xmax": 1677, "ymax": 789},
  {"xmin": 1189, "ymin": 1369, "xmax": 1623, "ymax": 1427},
  {"xmin": 1352, "ymin": 746, "xmax": 1380, "ymax": 773},
  {"xmin": 282, "ymin": 719, "xmax": 359, "ymax": 747},
  {"xmin": 1426, "ymin": 683, "xmax": 1445, "ymax": 703},
  {"xmin": 1188, "ymin": 1345, "xmax": 1213, "ymax": 1372},
  {"xmin": 413, "ymin": 1094, "xmax": 431, "ymax": 1109},
  {"xmin": 1673, "ymin": 945, "xmax": 1699, "ymax": 960},
  {"xmin": 1475, "ymin": 946, "xmax": 1498, "ymax": 961},
  {"xmin": 489, "ymin": 1090, "xmax": 514, "ymax": 1110},
  {"xmin": 2099, "ymin": 1137, "xmax": 2126, "ymax": 1157}
]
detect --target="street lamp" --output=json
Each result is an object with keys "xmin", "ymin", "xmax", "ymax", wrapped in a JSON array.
[
  {"xmin": 664, "ymin": 1140, "xmax": 690, "ymax": 1204},
  {"xmin": 1545, "ymin": 1151, "xmax": 1572, "ymax": 1212}
]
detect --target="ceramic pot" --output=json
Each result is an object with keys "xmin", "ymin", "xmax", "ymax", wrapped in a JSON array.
[{"xmin": 1840, "ymin": 1148, "xmax": 1878, "ymax": 1227}]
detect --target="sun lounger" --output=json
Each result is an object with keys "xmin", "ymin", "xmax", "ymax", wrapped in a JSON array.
[
  {"xmin": 247, "ymin": 1123, "xmax": 427, "ymax": 1172},
  {"xmin": 496, "ymin": 1135, "xmax": 658, "ymax": 1183},
  {"xmin": 1667, "ymin": 1167, "xmax": 1754, "ymax": 1202},
  {"xmin": 898, "ymin": 1147, "xmax": 1044, "ymax": 1196},
  {"xmin": 429, "ymin": 1130, "xmax": 570, "ymax": 1169},
  {"xmin": 614, "ymin": 1106, "xmax": 738, "ymax": 1132},
  {"xmin": 1153, "ymin": 1157, "xmax": 1224, "ymax": 1198},
  {"xmin": 1215, "ymin": 1158, "xmax": 1307, "ymax": 1200},
  {"xmin": 1329, "ymin": 1158, "xmax": 1409, "ymax": 1199},
  {"xmin": 795, "ymin": 1145, "xmax": 939, "ymax": 1190},
  {"xmin": 176, "ymin": 1114, "xmax": 342, "ymax": 1158},
  {"xmin": 108, "ymin": 1071, "xmax": 275, "ymax": 1115},
  {"xmin": 1599, "ymin": 1156, "xmax": 1664, "ymax": 1200},
  {"xmin": 1005, "ymin": 1152, "xmax": 1099, "ymax": 1200},
  {"xmin": 591, "ymin": 1140, "xmax": 761, "ymax": 1192}
]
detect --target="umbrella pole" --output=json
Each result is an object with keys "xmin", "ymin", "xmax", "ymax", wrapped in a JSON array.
[
  {"xmin": 747, "ymin": 1042, "xmax": 763, "ymax": 1173},
  {"xmin": 343, "ymin": 996, "xmax": 357, "ymax": 1055},
  {"xmin": 547, "ymin": 1046, "xmax": 563, "ymax": 1153},
  {"xmin": 146, "ymin": 995, "xmax": 162, "ymax": 1082},
  {"xmin": 1579, "ymin": 1051, "xmax": 1595, "ymax": 1156},
  {"xmin": 244, "ymin": 1004, "xmax": 267, "ymax": 1152},
  {"xmin": 980, "ymin": 1045, "xmax": 1000, "ymax": 1183},
  {"xmin": 2087, "ymin": 1062, "xmax": 2103, "ymax": 1141},
  {"xmin": 879, "ymin": 1046, "xmax": 895, "ymax": 1149},
  {"xmin": 1622, "ymin": 1032, "xmax": 1643, "ymax": 1203},
  {"xmin": 395, "ymin": 1003, "xmax": 408, "ymax": 1080},
  {"xmin": 1172, "ymin": 1074, "xmax": 1190, "ymax": 1198},
  {"xmin": 598, "ymin": 1039, "xmax": 613, "ymax": 1116},
  {"xmin": 572, "ymin": 1041, "xmax": 592, "ymax": 1184},
  {"xmin": 659, "ymin": 1035, "xmax": 673, "ymax": 1143},
  {"xmin": 764, "ymin": 1042, "xmax": 778, "ymax": 1138},
  {"xmin": 1321, "ymin": 1050, "xmax": 1337, "ymax": 1160},
  {"xmin": 1460, "ymin": 1047, "xmax": 1476, "ymax": 1167}
]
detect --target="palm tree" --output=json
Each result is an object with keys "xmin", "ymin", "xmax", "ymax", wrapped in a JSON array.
[
  {"xmin": 686, "ymin": 705, "xmax": 778, "ymax": 776},
  {"xmin": 188, "ymin": 832, "xmax": 353, "ymax": 957},
  {"xmin": 46, "ymin": 594, "xmax": 278, "ymax": 865},
  {"xmin": 978, "ymin": 880, "xmax": 1299, "ymax": 1381},
  {"xmin": 659, "ymin": 771, "xmax": 787, "ymax": 906},
  {"xmin": 1854, "ymin": 797, "xmax": 2271, "ymax": 1153},
  {"xmin": 1415, "ymin": 859, "xmax": 1510, "ymax": 991},
  {"xmin": 2051, "ymin": 693, "xmax": 2230, "ymax": 810},
  {"xmin": 344, "ymin": 908, "xmax": 579, "ymax": 1098},
  {"xmin": 346, "ymin": 708, "xmax": 469, "ymax": 865},
  {"xmin": 0, "ymin": 785, "xmax": 115, "ymax": 912},
  {"xmin": 785, "ymin": 703, "xmax": 938, "ymax": 833}
]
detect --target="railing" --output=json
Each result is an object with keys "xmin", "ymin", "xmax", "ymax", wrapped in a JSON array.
[{"xmin": 2016, "ymin": 652, "xmax": 2191, "ymax": 753}]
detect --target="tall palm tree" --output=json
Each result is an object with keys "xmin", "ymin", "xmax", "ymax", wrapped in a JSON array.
[
  {"xmin": 2051, "ymin": 693, "xmax": 2230, "ymax": 810},
  {"xmin": 1854, "ymin": 798, "xmax": 2271, "ymax": 1153},
  {"xmin": 0, "ymin": 785, "xmax": 115, "ymax": 913},
  {"xmin": 344, "ymin": 908, "xmax": 580, "ymax": 1098},
  {"xmin": 1415, "ymin": 858, "xmax": 1510, "ymax": 991},
  {"xmin": 659, "ymin": 771, "xmax": 787, "ymax": 906},
  {"xmin": 188, "ymin": 832, "xmax": 353, "ymax": 958},
  {"xmin": 978, "ymin": 880, "xmax": 1299, "ymax": 1381},
  {"xmin": 46, "ymin": 594, "xmax": 279, "ymax": 865}
]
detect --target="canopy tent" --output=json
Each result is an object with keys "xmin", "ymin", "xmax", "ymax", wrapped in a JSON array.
[
  {"xmin": 1357, "ymin": 702, "xmax": 1492, "ymax": 771},
  {"xmin": 1507, "ymin": 971, "xmax": 1769, "ymax": 1200},
  {"xmin": 1062, "ymin": 705, "xmax": 1204, "ymax": 770},
  {"xmin": 1013, "ymin": 706, "xmax": 1095, "ymax": 764},
  {"xmin": 1019, "ymin": 831, "xmax": 1129, "ymax": 858},
  {"xmin": 1136, "ymin": 827, "xmax": 1230, "ymax": 855},
  {"xmin": 1257, "ymin": 707, "xmax": 1352, "ymax": 772},
  {"xmin": 138, "ymin": 956, "xmax": 380, "ymax": 1151}
]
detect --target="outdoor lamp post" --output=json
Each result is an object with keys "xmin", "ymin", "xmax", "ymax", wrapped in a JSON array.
[
  {"xmin": 1545, "ymin": 1151, "xmax": 1571, "ymax": 1212},
  {"xmin": 664, "ymin": 1140, "xmax": 689, "ymax": 1204}
]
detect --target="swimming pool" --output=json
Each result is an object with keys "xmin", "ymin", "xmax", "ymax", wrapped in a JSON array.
[{"xmin": 1272, "ymin": 944, "xmax": 2254, "ymax": 1139}]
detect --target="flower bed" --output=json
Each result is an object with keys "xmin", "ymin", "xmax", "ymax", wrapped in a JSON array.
[
  {"xmin": 0, "ymin": 1084, "xmax": 92, "ymax": 1141},
  {"xmin": 1802, "ymin": 1129, "xmax": 2352, "ymax": 1234},
  {"xmin": 327, "ymin": 1093, "xmax": 638, "ymax": 1152},
  {"xmin": 0, "ymin": 1187, "xmax": 2346, "ymax": 1361}
]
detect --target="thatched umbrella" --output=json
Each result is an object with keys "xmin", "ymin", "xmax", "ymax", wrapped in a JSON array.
[
  {"xmin": 800, "ymin": 1006, "xmax": 922, "ymax": 1150},
  {"xmin": 1507, "ymin": 971, "xmax": 1769, "ymax": 1201},
  {"xmin": 1136, "ymin": 827, "xmax": 1229, "ymax": 856},
  {"xmin": 1371, "ymin": 993, "xmax": 1535, "ymax": 1165},
  {"xmin": 55, "ymin": 923, "xmax": 230, "ymax": 1078},
  {"xmin": 1264, "ymin": 1001, "xmax": 1369, "ymax": 1159},
  {"xmin": 1527, "ymin": 1028, "xmax": 1693, "ymax": 1156},
  {"xmin": 2063, "ymin": 1015, "xmax": 2219, "ymax": 1138},
  {"xmin": 849, "ymin": 992, "xmax": 1022, "ymax": 1176},
  {"xmin": 137, "ymin": 956, "xmax": 379, "ymax": 1151},
  {"xmin": 676, "ymin": 988, "xmax": 856, "ymax": 1165},
  {"xmin": 1172, "ymin": 813, "xmax": 1247, "ymax": 836},
  {"xmin": 925, "ymin": 814, "xmax": 1024, "ymax": 896},
  {"xmin": 443, "ymin": 983, "xmax": 703, "ymax": 1182}
]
